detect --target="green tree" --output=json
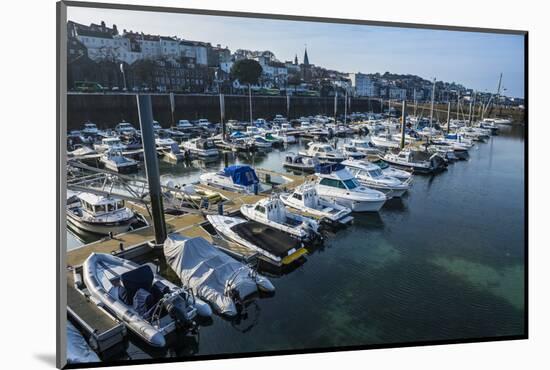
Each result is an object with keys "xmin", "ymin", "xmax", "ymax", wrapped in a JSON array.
[
  {"xmin": 287, "ymin": 73, "xmax": 302, "ymax": 93},
  {"xmin": 231, "ymin": 59, "xmax": 263, "ymax": 123}
]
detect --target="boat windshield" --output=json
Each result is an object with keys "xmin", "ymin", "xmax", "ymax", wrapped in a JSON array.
[
  {"xmin": 368, "ymin": 169, "xmax": 383, "ymax": 178},
  {"xmin": 374, "ymin": 160, "xmax": 388, "ymax": 169},
  {"xmin": 343, "ymin": 178, "xmax": 358, "ymax": 190}
]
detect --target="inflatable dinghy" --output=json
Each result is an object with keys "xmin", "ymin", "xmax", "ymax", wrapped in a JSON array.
[{"xmin": 83, "ymin": 253, "xmax": 212, "ymax": 348}]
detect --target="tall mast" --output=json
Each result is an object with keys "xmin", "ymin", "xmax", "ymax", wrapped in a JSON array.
[
  {"xmin": 429, "ymin": 78, "xmax": 436, "ymax": 128},
  {"xmin": 413, "ymin": 88, "xmax": 417, "ymax": 117}
]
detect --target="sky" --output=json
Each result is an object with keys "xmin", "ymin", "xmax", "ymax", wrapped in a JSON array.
[{"xmin": 68, "ymin": 6, "xmax": 525, "ymax": 98}]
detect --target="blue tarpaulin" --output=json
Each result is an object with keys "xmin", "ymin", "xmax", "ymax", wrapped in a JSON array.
[{"xmin": 222, "ymin": 165, "xmax": 259, "ymax": 186}]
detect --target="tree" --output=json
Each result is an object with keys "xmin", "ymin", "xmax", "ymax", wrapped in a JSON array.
[
  {"xmin": 287, "ymin": 73, "xmax": 302, "ymax": 93},
  {"xmin": 231, "ymin": 59, "xmax": 263, "ymax": 123}
]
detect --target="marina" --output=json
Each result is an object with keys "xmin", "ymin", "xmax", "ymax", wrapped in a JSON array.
[{"xmin": 64, "ymin": 96, "xmax": 525, "ymax": 362}]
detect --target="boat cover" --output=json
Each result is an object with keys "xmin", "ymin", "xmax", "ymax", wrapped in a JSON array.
[
  {"xmin": 223, "ymin": 165, "xmax": 259, "ymax": 186},
  {"xmin": 66, "ymin": 321, "xmax": 100, "ymax": 364},
  {"xmin": 164, "ymin": 234, "xmax": 274, "ymax": 316},
  {"xmin": 231, "ymin": 220, "xmax": 302, "ymax": 258}
]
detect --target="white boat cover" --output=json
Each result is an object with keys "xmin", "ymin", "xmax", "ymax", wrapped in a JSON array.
[
  {"xmin": 66, "ymin": 321, "xmax": 100, "ymax": 364},
  {"xmin": 164, "ymin": 234, "xmax": 275, "ymax": 317}
]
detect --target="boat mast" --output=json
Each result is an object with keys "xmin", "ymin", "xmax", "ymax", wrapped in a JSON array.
[
  {"xmin": 446, "ymin": 101, "xmax": 451, "ymax": 135},
  {"xmin": 468, "ymin": 91, "xmax": 474, "ymax": 127},
  {"xmin": 413, "ymin": 88, "xmax": 417, "ymax": 117},
  {"xmin": 429, "ymin": 78, "xmax": 436, "ymax": 139},
  {"xmin": 334, "ymin": 91, "xmax": 338, "ymax": 123},
  {"xmin": 400, "ymin": 100, "xmax": 407, "ymax": 149},
  {"xmin": 344, "ymin": 89, "xmax": 348, "ymax": 125}
]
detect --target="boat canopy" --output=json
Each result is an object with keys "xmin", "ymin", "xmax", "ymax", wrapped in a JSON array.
[
  {"xmin": 77, "ymin": 193, "xmax": 119, "ymax": 207},
  {"xmin": 164, "ymin": 234, "xmax": 274, "ymax": 316},
  {"xmin": 315, "ymin": 162, "xmax": 345, "ymax": 174},
  {"xmin": 222, "ymin": 165, "xmax": 259, "ymax": 186}
]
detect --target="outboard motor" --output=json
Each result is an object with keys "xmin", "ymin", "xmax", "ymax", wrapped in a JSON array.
[{"xmin": 163, "ymin": 292, "xmax": 198, "ymax": 331}]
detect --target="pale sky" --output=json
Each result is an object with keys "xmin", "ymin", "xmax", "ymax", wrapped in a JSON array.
[{"xmin": 68, "ymin": 6, "xmax": 525, "ymax": 98}]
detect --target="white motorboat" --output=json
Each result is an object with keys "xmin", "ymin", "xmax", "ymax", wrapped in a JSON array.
[
  {"xmin": 257, "ymin": 132, "xmax": 284, "ymax": 146},
  {"xmin": 279, "ymin": 182, "xmax": 353, "ymax": 226},
  {"xmin": 100, "ymin": 149, "xmax": 139, "ymax": 173},
  {"xmin": 81, "ymin": 122, "xmax": 99, "ymax": 136},
  {"xmin": 299, "ymin": 142, "xmax": 346, "ymax": 163},
  {"xmin": 164, "ymin": 233, "xmax": 274, "ymax": 317},
  {"xmin": 342, "ymin": 159, "xmax": 411, "ymax": 198},
  {"xmin": 206, "ymin": 215, "xmax": 307, "ymax": 266},
  {"xmin": 155, "ymin": 136, "xmax": 177, "ymax": 149},
  {"xmin": 68, "ymin": 145, "xmax": 97, "ymax": 158},
  {"xmin": 254, "ymin": 118, "xmax": 269, "ymax": 128},
  {"xmin": 227, "ymin": 120, "xmax": 247, "ymax": 131},
  {"xmin": 381, "ymin": 149, "xmax": 447, "ymax": 174},
  {"xmin": 93, "ymin": 137, "xmax": 126, "ymax": 153},
  {"xmin": 340, "ymin": 144, "xmax": 366, "ymax": 160},
  {"xmin": 458, "ymin": 127, "xmax": 490, "ymax": 142},
  {"xmin": 182, "ymin": 138, "xmax": 219, "ymax": 158},
  {"xmin": 315, "ymin": 163, "xmax": 387, "ymax": 212},
  {"xmin": 176, "ymin": 119, "xmax": 193, "ymax": 130},
  {"xmin": 245, "ymin": 126, "xmax": 262, "ymax": 136},
  {"xmin": 431, "ymin": 134, "xmax": 473, "ymax": 149},
  {"xmin": 162, "ymin": 143, "xmax": 185, "ymax": 162},
  {"xmin": 370, "ymin": 159, "xmax": 413, "ymax": 181},
  {"xmin": 241, "ymin": 197, "xmax": 321, "ymax": 242},
  {"xmin": 272, "ymin": 114, "xmax": 288, "ymax": 126},
  {"xmin": 370, "ymin": 132, "xmax": 400, "ymax": 149},
  {"xmin": 272, "ymin": 129, "xmax": 296, "ymax": 144},
  {"xmin": 82, "ymin": 253, "xmax": 211, "ymax": 348},
  {"xmin": 67, "ymin": 193, "xmax": 138, "ymax": 235},
  {"xmin": 115, "ymin": 121, "xmax": 137, "ymax": 136},
  {"xmin": 250, "ymin": 136, "xmax": 272, "ymax": 149},
  {"xmin": 477, "ymin": 119, "xmax": 500, "ymax": 134},
  {"xmin": 196, "ymin": 118, "xmax": 211, "ymax": 128},
  {"xmin": 199, "ymin": 165, "xmax": 262, "ymax": 194},
  {"xmin": 152, "ymin": 120, "xmax": 162, "ymax": 132},
  {"xmin": 347, "ymin": 139, "xmax": 383, "ymax": 156},
  {"xmin": 282, "ymin": 152, "xmax": 319, "ymax": 172}
]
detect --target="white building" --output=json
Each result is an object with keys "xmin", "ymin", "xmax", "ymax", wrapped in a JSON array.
[
  {"xmin": 389, "ymin": 87, "xmax": 407, "ymax": 100},
  {"xmin": 179, "ymin": 41, "xmax": 208, "ymax": 65},
  {"xmin": 73, "ymin": 23, "xmax": 144, "ymax": 64},
  {"xmin": 348, "ymin": 72, "xmax": 378, "ymax": 97}
]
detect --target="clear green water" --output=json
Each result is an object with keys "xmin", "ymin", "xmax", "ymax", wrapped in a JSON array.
[{"xmin": 68, "ymin": 125, "xmax": 525, "ymax": 361}]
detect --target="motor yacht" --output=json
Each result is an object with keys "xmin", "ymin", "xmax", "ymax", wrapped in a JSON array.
[
  {"xmin": 181, "ymin": 138, "xmax": 219, "ymax": 158},
  {"xmin": 299, "ymin": 142, "xmax": 346, "ymax": 163},
  {"xmin": 279, "ymin": 182, "xmax": 353, "ymax": 226},
  {"xmin": 199, "ymin": 165, "xmax": 262, "ymax": 194},
  {"xmin": 67, "ymin": 193, "xmax": 138, "ymax": 235},
  {"xmin": 342, "ymin": 159, "xmax": 411, "ymax": 198},
  {"xmin": 240, "ymin": 197, "xmax": 321, "ymax": 242},
  {"xmin": 315, "ymin": 163, "xmax": 387, "ymax": 212}
]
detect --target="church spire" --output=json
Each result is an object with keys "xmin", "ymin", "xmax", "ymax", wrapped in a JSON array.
[
  {"xmin": 303, "ymin": 46, "xmax": 309, "ymax": 66},
  {"xmin": 294, "ymin": 54, "xmax": 298, "ymax": 65}
]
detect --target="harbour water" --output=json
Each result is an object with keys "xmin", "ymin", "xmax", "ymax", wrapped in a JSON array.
[{"xmin": 67, "ymin": 125, "xmax": 525, "ymax": 360}]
